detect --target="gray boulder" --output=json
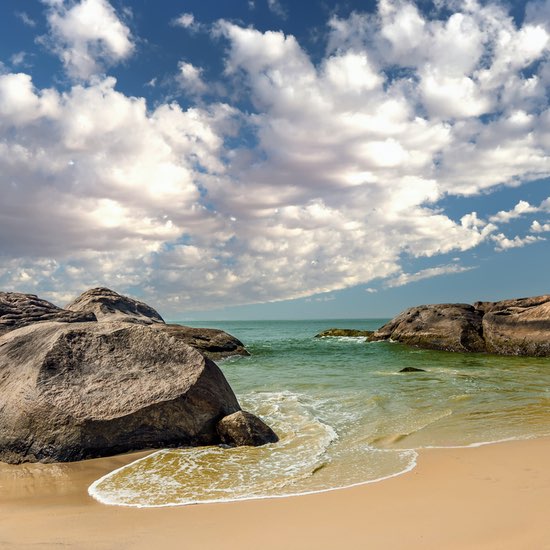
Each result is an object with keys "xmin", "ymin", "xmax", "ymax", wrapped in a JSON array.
[
  {"xmin": 66, "ymin": 287, "xmax": 164, "ymax": 324},
  {"xmin": 372, "ymin": 303, "xmax": 485, "ymax": 352},
  {"xmin": 0, "ymin": 321, "xmax": 243, "ymax": 464},
  {"xmin": 0, "ymin": 291, "xmax": 95, "ymax": 337},
  {"xmin": 480, "ymin": 295, "xmax": 550, "ymax": 356},
  {"xmin": 66, "ymin": 288, "xmax": 248, "ymax": 360},
  {"xmin": 373, "ymin": 295, "xmax": 550, "ymax": 356},
  {"xmin": 0, "ymin": 288, "xmax": 274, "ymax": 464},
  {"xmin": 217, "ymin": 410, "xmax": 279, "ymax": 447}
]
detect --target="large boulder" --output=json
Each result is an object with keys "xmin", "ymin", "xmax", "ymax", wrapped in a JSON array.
[
  {"xmin": 372, "ymin": 304, "xmax": 485, "ymax": 352},
  {"xmin": 0, "ymin": 292, "xmax": 95, "ymax": 337},
  {"xmin": 66, "ymin": 288, "xmax": 248, "ymax": 360},
  {"xmin": 0, "ymin": 288, "xmax": 273, "ymax": 464},
  {"xmin": 372, "ymin": 295, "xmax": 550, "ymax": 356},
  {"xmin": 66, "ymin": 287, "xmax": 164, "ymax": 324},
  {"xmin": 0, "ymin": 321, "xmax": 243, "ymax": 464},
  {"xmin": 479, "ymin": 295, "xmax": 550, "ymax": 356}
]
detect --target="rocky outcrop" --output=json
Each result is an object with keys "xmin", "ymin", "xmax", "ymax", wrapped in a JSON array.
[
  {"xmin": 216, "ymin": 411, "xmax": 279, "ymax": 447},
  {"xmin": 66, "ymin": 287, "xmax": 164, "ymax": 324},
  {"xmin": 0, "ymin": 288, "xmax": 273, "ymax": 464},
  {"xmin": 315, "ymin": 328, "xmax": 374, "ymax": 338},
  {"xmin": 372, "ymin": 295, "xmax": 550, "ymax": 356},
  {"xmin": 478, "ymin": 296, "xmax": 550, "ymax": 356},
  {"xmin": 155, "ymin": 324, "xmax": 250, "ymax": 361},
  {"xmin": 65, "ymin": 288, "xmax": 248, "ymax": 360},
  {"xmin": 0, "ymin": 292, "xmax": 95, "ymax": 337}
]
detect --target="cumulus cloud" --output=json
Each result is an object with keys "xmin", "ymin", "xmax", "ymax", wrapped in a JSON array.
[
  {"xmin": 42, "ymin": 0, "xmax": 134, "ymax": 80},
  {"xmin": 489, "ymin": 200, "xmax": 539, "ymax": 223},
  {"xmin": 177, "ymin": 61, "xmax": 208, "ymax": 95},
  {"xmin": 1, "ymin": 0, "xmax": 550, "ymax": 312},
  {"xmin": 530, "ymin": 220, "xmax": 550, "ymax": 232},
  {"xmin": 491, "ymin": 233, "xmax": 545, "ymax": 251}
]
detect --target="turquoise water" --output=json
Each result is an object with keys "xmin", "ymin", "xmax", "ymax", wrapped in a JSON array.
[{"xmin": 89, "ymin": 319, "xmax": 550, "ymax": 507}]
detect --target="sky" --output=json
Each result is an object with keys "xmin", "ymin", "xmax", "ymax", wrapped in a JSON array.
[{"xmin": 0, "ymin": 0, "xmax": 549, "ymax": 320}]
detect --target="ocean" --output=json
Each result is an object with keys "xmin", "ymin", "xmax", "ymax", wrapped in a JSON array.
[{"xmin": 89, "ymin": 319, "xmax": 550, "ymax": 507}]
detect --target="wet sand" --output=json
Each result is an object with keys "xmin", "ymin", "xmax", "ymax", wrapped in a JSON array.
[{"xmin": 1, "ymin": 437, "xmax": 549, "ymax": 550}]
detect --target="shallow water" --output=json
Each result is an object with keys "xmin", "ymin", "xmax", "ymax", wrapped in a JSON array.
[{"xmin": 89, "ymin": 319, "xmax": 550, "ymax": 507}]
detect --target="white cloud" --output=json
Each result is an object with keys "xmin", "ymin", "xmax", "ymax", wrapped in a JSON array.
[
  {"xmin": 43, "ymin": 0, "xmax": 134, "ymax": 80},
  {"xmin": 172, "ymin": 13, "xmax": 195, "ymax": 29},
  {"xmin": 489, "ymin": 200, "xmax": 539, "ymax": 223},
  {"xmin": 491, "ymin": 233, "xmax": 545, "ymax": 251},
  {"xmin": 530, "ymin": 220, "xmax": 550, "ymax": 232},
  {"xmin": 15, "ymin": 11, "xmax": 37, "ymax": 27},
  {"xmin": 385, "ymin": 264, "xmax": 475, "ymax": 288},
  {"xmin": 267, "ymin": 0, "xmax": 287, "ymax": 19},
  {"xmin": 177, "ymin": 61, "xmax": 208, "ymax": 95},
  {"xmin": 2, "ymin": 1, "xmax": 550, "ymax": 312}
]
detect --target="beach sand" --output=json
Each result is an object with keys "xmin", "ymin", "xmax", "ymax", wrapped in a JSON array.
[{"xmin": 1, "ymin": 437, "xmax": 549, "ymax": 550}]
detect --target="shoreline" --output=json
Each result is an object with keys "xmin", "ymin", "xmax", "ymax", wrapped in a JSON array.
[{"xmin": 1, "ymin": 436, "xmax": 549, "ymax": 549}]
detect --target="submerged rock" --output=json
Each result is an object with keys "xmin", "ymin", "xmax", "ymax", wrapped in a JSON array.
[
  {"xmin": 216, "ymin": 410, "xmax": 279, "ymax": 447},
  {"xmin": 0, "ymin": 288, "xmax": 271, "ymax": 464},
  {"xmin": 373, "ymin": 295, "xmax": 550, "ymax": 357},
  {"xmin": 315, "ymin": 328, "xmax": 374, "ymax": 338},
  {"xmin": 399, "ymin": 367, "xmax": 427, "ymax": 373}
]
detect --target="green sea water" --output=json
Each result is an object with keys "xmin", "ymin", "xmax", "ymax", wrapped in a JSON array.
[{"xmin": 89, "ymin": 319, "xmax": 550, "ymax": 507}]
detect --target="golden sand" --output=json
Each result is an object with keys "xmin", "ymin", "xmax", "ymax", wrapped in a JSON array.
[{"xmin": 1, "ymin": 437, "xmax": 549, "ymax": 549}]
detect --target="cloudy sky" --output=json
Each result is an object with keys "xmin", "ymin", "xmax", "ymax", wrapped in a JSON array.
[{"xmin": 0, "ymin": 0, "xmax": 549, "ymax": 319}]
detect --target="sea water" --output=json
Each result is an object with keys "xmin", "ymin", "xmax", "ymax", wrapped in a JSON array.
[{"xmin": 89, "ymin": 319, "xmax": 550, "ymax": 507}]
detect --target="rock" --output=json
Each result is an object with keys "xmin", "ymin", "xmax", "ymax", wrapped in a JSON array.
[
  {"xmin": 399, "ymin": 367, "xmax": 426, "ymax": 373},
  {"xmin": 66, "ymin": 287, "xmax": 164, "ymax": 324},
  {"xmin": 480, "ymin": 295, "xmax": 550, "ymax": 356},
  {"xmin": 372, "ymin": 304, "xmax": 485, "ymax": 352},
  {"xmin": 373, "ymin": 295, "xmax": 550, "ymax": 356},
  {"xmin": 216, "ymin": 410, "xmax": 279, "ymax": 447},
  {"xmin": 65, "ymin": 288, "xmax": 248, "ymax": 360},
  {"xmin": 0, "ymin": 288, "xmax": 272, "ymax": 464},
  {"xmin": 0, "ymin": 320, "xmax": 245, "ymax": 464},
  {"xmin": 315, "ymin": 328, "xmax": 374, "ymax": 338},
  {"xmin": 155, "ymin": 324, "xmax": 250, "ymax": 361},
  {"xmin": 0, "ymin": 291, "xmax": 95, "ymax": 337}
]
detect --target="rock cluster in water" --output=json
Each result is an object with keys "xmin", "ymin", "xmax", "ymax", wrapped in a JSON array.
[
  {"xmin": 0, "ymin": 288, "xmax": 276, "ymax": 464},
  {"xmin": 371, "ymin": 295, "xmax": 550, "ymax": 356},
  {"xmin": 314, "ymin": 328, "xmax": 374, "ymax": 338}
]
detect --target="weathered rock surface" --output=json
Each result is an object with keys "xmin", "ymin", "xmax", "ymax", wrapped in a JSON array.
[
  {"xmin": 0, "ymin": 292, "xmax": 95, "ymax": 337},
  {"xmin": 216, "ymin": 411, "xmax": 279, "ymax": 447},
  {"xmin": 372, "ymin": 304, "xmax": 485, "ymax": 353},
  {"xmin": 479, "ymin": 296, "xmax": 550, "ymax": 356},
  {"xmin": 155, "ymin": 324, "xmax": 250, "ymax": 361},
  {"xmin": 372, "ymin": 295, "xmax": 550, "ymax": 356},
  {"xmin": 0, "ymin": 288, "xmax": 273, "ymax": 464},
  {"xmin": 315, "ymin": 328, "xmax": 374, "ymax": 338},
  {"xmin": 66, "ymin": 287, "xmax": 164, "ymax": 324},
  {"xmin": 65, "ymin": 288, "xmax": 248, "ymax": 360}
]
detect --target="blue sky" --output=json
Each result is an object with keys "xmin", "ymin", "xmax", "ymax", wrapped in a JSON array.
[{"xmin": 0, "ymin": 0, "xmax": 548, "ymax": 319}]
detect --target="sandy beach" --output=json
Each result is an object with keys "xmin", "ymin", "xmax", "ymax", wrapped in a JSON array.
[{"xmin": 1, "ymin": 437, "xmax": 549, "ymax": 550}]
